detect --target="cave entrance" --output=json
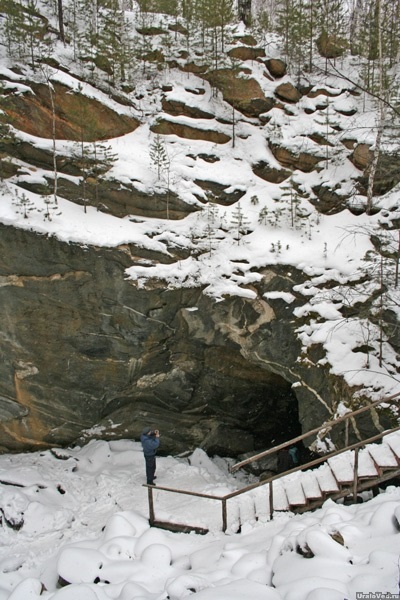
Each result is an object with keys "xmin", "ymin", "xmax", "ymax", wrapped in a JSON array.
[
  {"xmin": 198, "ymin": 347, "xmax": 301, "ymax": 457},
  {"xmin": 237, "ymin": 378, "xmax": 301, "ymax": 452}
]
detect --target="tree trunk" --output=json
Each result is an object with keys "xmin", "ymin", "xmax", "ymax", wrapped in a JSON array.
[
  {"xmin": 58, "ymin": 0, "xmax": 65, "ymax": 43},
  {"xmin": 366, "ymin": 0, "xmax": 386, "ymax": 215},
  {"xmin": 238, "ymin": 0, "xmax": 251, "ymax": 25}
]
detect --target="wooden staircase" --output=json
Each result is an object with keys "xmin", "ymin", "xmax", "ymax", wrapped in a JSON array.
[
  {"xmin": 266, "ymin": 433, "xmax": 400, "ymax": 515},
  {"xmin": 144, "ymin": 393, "xmax": 400, "ymax": 533},
  {"xmin": 222, "ymin": 431, "xmax": 400, "ymax": 533}
]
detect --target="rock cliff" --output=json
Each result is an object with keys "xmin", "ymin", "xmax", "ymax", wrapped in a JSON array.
[{"xmin": 1, "ymin": 223, "xmax": 392, "ymax": 456}]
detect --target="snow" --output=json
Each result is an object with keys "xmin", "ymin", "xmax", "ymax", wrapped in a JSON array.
[{"xmin": 1, "ymin": 440, "xmax": 400, "ymax": 600}]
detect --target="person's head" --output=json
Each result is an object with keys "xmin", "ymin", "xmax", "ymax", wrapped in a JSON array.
[{"xmin": 142, "ymin": 426, "xmax": 152, "ymax": 435}]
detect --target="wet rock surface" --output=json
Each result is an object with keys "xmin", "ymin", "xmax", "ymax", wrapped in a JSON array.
[{"xmin": 0, "ymin": 224, "xmax": 376, "ymax": 457}]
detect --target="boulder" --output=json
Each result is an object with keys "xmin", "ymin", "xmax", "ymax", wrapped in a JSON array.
[
  {"xmin": 161, "ymin": 98, "xmax": 214, "ymax": 120},
  {"xmin": 194, "ymin": 179, "xmax": 245, "ymax": 205},
  {"xmin": 253, "ymin": 161, "xmax": 291, "ymax": 184},
  {"xmin": 180, "ymin": 62, "xmax": 208, "ymax": 75},
  {"xmin": 168, "ymin": 22, "xmax": 188, "ymax": 35},
  {"xmin": 203, "ymin": 69, "xmax": 274, "ymax": 118},
  {"xmin": 227, "ymin": 46, "xmax": 266, "ymax": 61},
  {"xmin": 275, "ymin": 82, "xmax": 302, "ymax": 103},
  {"xmin": 265, "ymin": 59, "xmax": 287, "ymax": 78},
  {"xmin": 270, "ymin": 143, "xmax": 323, "ymax": 172},
  {"xmin": 351, "ymin": 145, "xmax": 400, "ymax": 196},
  {"xmin": 136, "ymin": 26, "xmax": 167, "ymax": 36},
  {"xmin": 151, "ymin": 118, "xmax": 231, "ymax": 144},
  {"xmin": 311, "ymin": 184, "xmax": 350, "ymax": 214},
  {"xmin": 316, "ymin": 31, "xmax": 347, "ymax": 59},
  {"xmin": 234, "ymin": 35, "xmax": 258, "ymax": 47},
  {"xmin": 352, "ymin": 143, "xmax": 372, "ymax": 171}
]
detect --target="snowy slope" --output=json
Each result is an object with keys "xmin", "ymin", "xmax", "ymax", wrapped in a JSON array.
[{"xmin": 0, "ymin": 3, "xmax": 398, "ymax": 404}]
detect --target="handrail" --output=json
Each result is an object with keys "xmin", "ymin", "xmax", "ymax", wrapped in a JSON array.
[
  {"xmin": 144, "ymin": 391, "xmax": 400, "ymax": 532},
  {"xmin": 223, "ymin": 424, "xmax": 400, "ymax": 500},
  {"xmin": 230, "ymin": 391, "xmax": 400, "ymax": 473},
  {"xmin": 144, "ymin": 484, "xmax": 223, "ymax": 501}
]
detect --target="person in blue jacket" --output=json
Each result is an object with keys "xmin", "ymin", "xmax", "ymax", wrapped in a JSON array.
[{"xmin": 140, "ymin": 426, "xmax": 160, "ymax": 485}]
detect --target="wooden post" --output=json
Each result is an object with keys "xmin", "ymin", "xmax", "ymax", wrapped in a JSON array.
[
  {"xmin": 345, "ymin": 419, "xmax": 349, "ymax": 447},
  {"xmin": 269, "ymin": 481, "xmax": 274, "ymax": 520},
  {"xmin": 222, "ymin": 498, "xmax": 227, "ymax": 532},
  {"xmin": 353, "ymin": 447, "xmax": 359, "ymax": 503},
  {"xmin": 148, "ymin": 486, "xmax": 155, "ymax": 526}
]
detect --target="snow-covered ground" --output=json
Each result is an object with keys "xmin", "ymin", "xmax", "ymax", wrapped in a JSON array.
[{"xmin": 0, "ymin": 439, "xmax": 400, "ymax": 600}]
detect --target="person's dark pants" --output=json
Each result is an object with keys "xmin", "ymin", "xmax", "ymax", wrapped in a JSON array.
[{"xmin": 145, "ymin": 455, "xmax": 156, "ymax": 484}]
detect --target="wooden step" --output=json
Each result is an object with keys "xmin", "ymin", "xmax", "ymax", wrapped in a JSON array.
[
  {"xmin": 270, "ymin": 479, "xmax": 290, "ymax": 511},
  {"xmin": 282, "ymin": 474, "xmax": 307, "ymax": 509},
  {"xmin": 313, "ymin": 463, "xmax": 340, "ymax": 495},
  {"xmin": 237, "ymin": 492, "xmax": 258, "ymax": 525},
  {"xmin": 383, "ymin": 432, "xmax": 400, "ymax": 460},
  {"xmin": 367, "ymin": 443, "xmax": 399, "ymax": 470},
  {"xmin": 357, "ymin": 447, "xmax": 379, "ymax": 478},
  {"xmin": 327, "ymin": 451, "xmax": 355, "ymax": 486},
  {"xmin": 252, "ymin": 486, "xmax": 273, "ymax": 521},
  {"xmin": 300, "ymin": 471, "xmax": 323, "ymax": 501}
]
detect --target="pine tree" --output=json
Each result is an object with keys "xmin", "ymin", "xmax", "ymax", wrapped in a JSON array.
[
  {"xmin": 275, "ymin": 0, "xmax": 294, "ymax": 64},
  {"xmin": 1, "ymin": 0, "xmax": 24, "ymax": 59},
  {"xmin": 89, "ymin": 141, "xmax": 117, "ymax": 208},
  {"xmin": 258, "ymin": 205, "xmax": 269, "ymax": 225},
  {"xmin": 42, "ymin": 0, "xmax": 65, "ymax": 42},
  {"xmin": 230, "ymin": 202, "xmax": 251, "ymax": 244},
  {"xmin": 25, "ymin": 0, "xmax": 53, "ymax": 70},
  {"xmin": 195, "ymin": 0, "xmax": 234, "ymax": 68},
  {"xmin": 202, "ymin": 196, "xmax": 220, "ymax": 254},
  {"xmin": 76, "ymin": 0, "xmax": 99, "ymax": 79},
  {"xmin": 365, "ymin": 0, "xmax": 386, "ymax": 215},
  {"xmin": 0, "ymin": 115, "xmax": 15, "ymax": 181},
  {"xmin": 382, "ymin": 0, "xmax": 400, "ymax": 66},
  {"xmin": 313, "ymin": 0, "xmax": 347, "ymax": 72},
  {"xmin": 275, "ymin": 0, "xmax": 315, "ymax": 73},
  {"xmin": 57, "ymin": 0, "xmax": 65, "ymax": 42},
  {"xmin": 2, "ymin": 0, "xmax": 53, "ymax": 68},
  {"xmin": 97, "ymin": 2, "xmax": 134, "ymax": 86},
  {"xmin": 12, "ymin": 190, "xmax": 36, "ymax": 219},
  {"xmin": 149, "ymin": 134, "xmax": 169, "ymax": 181},
  {"xmin": 349, "ymin": 0, "xmax": 364, "ymax": 55},
  {"xmin": 280, "ymin": 179, "xmax": 301, "ymax": 228},
  {"xmin": 65, "ymin": 0, "xmax": 79, "ymax": 60},
  {"xmin": 42, "ymin": 194, "xmax": 61, "ymax": 220}
]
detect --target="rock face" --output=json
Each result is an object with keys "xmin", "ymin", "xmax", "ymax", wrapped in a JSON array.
[
  {"xmin": 0, "ymin": 224, "xmax": 295, "ymax": 455},
  {"xmin": 270, "ymin": 143, "xmax": 323, "ymax": 173},
  {"xmin": 351, "ymin": 144, "xmax": 400, "ymax": 196},
  {"xmin": 227, "ymin": 46, "xmax": 266, "ymax": 61},
  {"xmin": 1, "ymin": 224, "xmax": 387, "ymax": 457},
  {"xmin": 2, "ymin": 82, "xmax": 139, "ymax": 141},
  {"xmin": 151, "ymin": 118, "xmax": 231, "ymax": 144},
  {"xmin": 203, "ymin": 69, "xmax": 274, "ymax": 118}
]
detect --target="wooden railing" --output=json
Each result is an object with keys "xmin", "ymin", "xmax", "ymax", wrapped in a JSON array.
[{"xmin": 144, "ymin": 391, "xmax": 400, "ymax": 533}]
